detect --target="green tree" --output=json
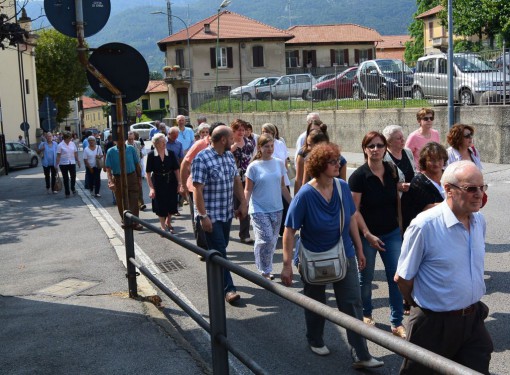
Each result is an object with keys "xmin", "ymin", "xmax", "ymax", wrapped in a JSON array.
[
  {"xmin": 149, "ymin": 70, "xmax": 163, "ymax": 80},
  {"xmin": 404, "ymin": 0, "xmax": 441, "ymax": 65},
  {"xmin": 35, "ymin": 29, "xmax": 88, "ymax": 122}
]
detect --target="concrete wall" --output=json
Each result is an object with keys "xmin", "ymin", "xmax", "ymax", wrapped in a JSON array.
[{"xmin": 193, "ymin": 106, "xmax": 510, "ymax": 164}]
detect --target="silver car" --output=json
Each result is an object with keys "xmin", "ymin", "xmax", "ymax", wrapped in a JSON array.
[
  {"xmin": 129, "ymin": 122, "xmax": 156, "ymax": 140},
  {"xmin": 268, "ymin": 73, "xmax": 317, "ymax": 100},
  {"xmin": 230, "ymin": 77, "xmax": 279, "ymax": 101},
  {"xmin": 412, "ymin": 53, "xmax": 510, "ymax": 105},
  {"xmin": 6, "ymin": 142, "xmax": 39, "ymax": 169}
]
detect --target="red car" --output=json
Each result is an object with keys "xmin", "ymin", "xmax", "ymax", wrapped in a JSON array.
[{"xmin": 309, "ymin": 67, "xmax": 358, "ymax": 100}]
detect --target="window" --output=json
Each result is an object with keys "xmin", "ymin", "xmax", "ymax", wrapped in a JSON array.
[
  {"xmin": 159, "ymin": 98, "xmax": 166, "ymax": 109},
  {"xmin": 25, "ymin": 79, "xmax": 30, "ymax": 94},
  {"xmin": 285, "ymin": 50, "xmax": 299, "ymax": 67},
  {"xmin": 438, "ymin": 58, "xmax": 447, "ymax": 74},
  {"xmin": 429, "ymin": 22, "xmax": 434, "ymax": 39},
  {"xmin": 175, "ymin": 49, "xmax": 185, "ymax": 67},
  {"xmin": 252, "ymin": 45, "xmax": 264, "ymax": 67},
  {"xmin": 142, "ymin": 99, "xmax": 149, "ymax": 110},
  {"xmin": 330, "ymin": 49, "xmax": 349, "ymax": 66},
  {"xmin": 354, "ymin": 49, "xmax": 373, "ymax": 64},
  {"xmin": 210, "ymin": 47, "xmax": 233, "ymax": 68},
  {"xmin": 296, "ymin": 75, "xmax": 311, "ymax": 83}
]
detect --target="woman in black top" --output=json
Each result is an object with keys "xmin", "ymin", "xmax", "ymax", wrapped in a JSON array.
[
  {"xmin": 382, "ymin": 125, "xmax": 416, "ymax": 192},
  {"xmin": 146, "ymin": 133, "xmax": 181, "ymax": 233},
  {"xmin": 401, "ymin": 142, "xmax": 447, "ymax": 231},
  {"xmin": 348, "ymin": 131, "xmax": 406, "ymax": 339}
]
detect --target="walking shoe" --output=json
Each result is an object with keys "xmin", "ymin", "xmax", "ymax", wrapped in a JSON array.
[
  {"xmin": 225, "ymin": 291, "xmax": 240, "ymax": 304},
  {"xmin": 139, "ymin": 204, "xmax": 146, "ymax": 211},
  {"xmin": 310, "ymin": 345, "xmax": 330, "ymax": 356},
  {"xmin": 391, "ymin": 325, "xmax": 407, "ymax": 339},
  {"xmin": 94, "ymin": 193, "xmax": 101, "ymax": 198},
  {"xmin": 53, "ymin": 191, "xmax": 59, "ymax": 194},
  {"xmin": 240, "ymin": 237, "xmax": 255, "ymax": 244},
  {"xmin": 363, "ymin": 316, "xmax": 376, "ymax": 326},
  {"xmin": 72, "ymin": 190, "xmax": 77, "ymax": 195},
  {"xmin": 352, "ymin": 357, "xmax": 384, "ymax": 369},
  {"xmin": 262, "ymin": 273, "xmax": 275, "ymax": 280},
  {"xmin": 47, "ymin": 189, "xmax": 51, "ymax": 194}
]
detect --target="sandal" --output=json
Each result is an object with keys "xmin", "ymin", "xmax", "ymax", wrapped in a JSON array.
[{"xmin": 166, "ymin": 225, "xmax": 175, "ymax": 234}]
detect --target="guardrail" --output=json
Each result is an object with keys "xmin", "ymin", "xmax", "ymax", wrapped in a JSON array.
[{"xmin": 122, "ymin": 210, "xmax": 481, "ymax": 375}]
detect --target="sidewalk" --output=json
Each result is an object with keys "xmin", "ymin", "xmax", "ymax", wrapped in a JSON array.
[{"xmin": 0, "ymin": 167, "xmax": 209, "ymax": 375}]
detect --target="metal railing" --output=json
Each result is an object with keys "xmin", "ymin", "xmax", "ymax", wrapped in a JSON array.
[
  {"xmin": 189, "ymin": 48, "xmax": 509, "ymax": 113},
  {"xmin": 122, "ymin": 211, "xmax": 481, "ymax": 375}
]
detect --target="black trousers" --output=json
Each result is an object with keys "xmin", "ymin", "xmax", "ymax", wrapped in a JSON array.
[
  {"xmin": 60, "ymin": 164, "xmax": 76, "ymax": 196},
  {"xmin": 400, "ymin": 302, "xmax": 493, "ymax": 375},
  {"xmin": 43, "ymin": 166, "xmax": 57, "ymax": 190}
]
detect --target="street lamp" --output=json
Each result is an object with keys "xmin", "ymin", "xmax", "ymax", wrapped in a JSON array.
[
  {"xmin": 215, "ymin": 0, "xmax": 232, "ymax": 91},
  {"xmin": 151, "ymin": 11, "xmax": 192, "ymax": 93}
]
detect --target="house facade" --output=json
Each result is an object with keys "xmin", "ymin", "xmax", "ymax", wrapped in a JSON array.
[
  {"xmin": 81, "ymin": 96, "xmax": 107, "ymax": 131},
  {"xmin": 138, "ymin": 80, "xmax": 169, "ymax": 112},
  {"xmin": 284, "ymin": 24, "xmax": 382, "ymax": 74},
  {"xmin": 0, "ymin": 2, "xmax": 39, "ymax": 147},
  {"xmin": 157, "ymin": 11, "xmax": 293, "ymax": 116},
  {"xmin": 416, "ymin": 5, "xmax": 481, "ymax": 54},
  {"xmin": 376, "ymin": 35, "xmax": 412, "ymax": 61}
]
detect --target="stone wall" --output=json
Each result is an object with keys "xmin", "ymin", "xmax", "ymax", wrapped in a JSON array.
[{"xmin": 193, "ymin": 106, "xmax": 510, "ymax": 164}]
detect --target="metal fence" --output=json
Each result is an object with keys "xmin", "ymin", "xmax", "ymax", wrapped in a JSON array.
[
  {"xmin": 122, "ymin": 211, "xmax": 481, "ymax": 375},
  {"xmin": 190, "ymin": 48, "xmax": 509, "ymax": 113}
]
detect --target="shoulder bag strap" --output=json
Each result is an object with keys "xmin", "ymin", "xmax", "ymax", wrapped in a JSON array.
[{"xmin": 334, "ymin": 178, "xmax": 344, "ymax": 232}]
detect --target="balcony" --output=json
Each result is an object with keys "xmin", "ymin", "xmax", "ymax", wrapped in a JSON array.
[
  {"xmin": 164, "ymin": 66, "xmax": 191, "ymax": 85},
  {"xmin": 432, "ymin": 37, "xmax": 448, "ymax": 48}
]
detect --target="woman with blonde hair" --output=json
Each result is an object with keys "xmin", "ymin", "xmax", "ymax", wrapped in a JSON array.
[{"xmin": 244, "ymin": 134, "xmax": 291, "ymax": 279}]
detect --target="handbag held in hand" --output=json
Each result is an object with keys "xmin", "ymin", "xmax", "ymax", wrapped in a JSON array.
[
  {"xmin": 54, "ymin": 172, "xmax": 63, "ymax": 192},
  {"xmin": 299, "ymin": 178, "xmax": 347, "ymax": 285}
]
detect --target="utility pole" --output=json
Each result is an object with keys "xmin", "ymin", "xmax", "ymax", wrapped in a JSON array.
[{"xmin": 166, "ymin": 0, "xmax": 173, "ymax": 35}]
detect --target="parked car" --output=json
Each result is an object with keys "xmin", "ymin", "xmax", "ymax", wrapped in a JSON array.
[
  {"xmin": 493, "ymin": 52, "xmax": 510, "ymax": 73},
  {"xmin": 230, "ymin": 77, "xmax": 279, "ymax": 100},
  {"xmin": 309, "ymin": 67, "xmax": 358, "ymax": 100},
  {"xmin": 316, "ymin": 73, "xmax": 337, "ymax": 83},
  {"xmin": 352, "ymin": 59, "xmax": 414, "ymax": 100},
  {"xmin": 130, "ymin": 121, "xmax": 156, "ymax": 140},
  {"xmin": 412, "ymin": 53, "xmax": 510, "ymax": 105},
  {"xmin": 6, "ymin": 142, "xmax": 39, "ymax": 169},
  {"xmin": 257, "ymin": 73, "xmax": 316, "ymax": 100}
]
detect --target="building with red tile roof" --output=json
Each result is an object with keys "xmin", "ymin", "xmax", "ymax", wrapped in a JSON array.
[
  {"xmin": 81, "ymin": 96, "xmax": 107, "ymax": 130},
  {"xmin": 376, "ymin": 35, "xmax": 412, "ymax": 61}
]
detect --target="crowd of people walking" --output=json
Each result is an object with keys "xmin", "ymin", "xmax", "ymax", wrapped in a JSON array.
[{"xmin": 35, "ymin": 108, "xmax": 491, "ymax": 373}]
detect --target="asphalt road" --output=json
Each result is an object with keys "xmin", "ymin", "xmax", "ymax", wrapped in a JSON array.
[{"xmin": 86, "ymin": 147, "xmax": 510, "ymax": 375}]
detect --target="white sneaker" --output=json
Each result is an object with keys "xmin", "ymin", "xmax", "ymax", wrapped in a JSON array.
[
  {"xmin": 352, "ymin": 357, "xmax": 384, "ymax": 369},
  {"xmin": 310, "ymin": 345, "xmax": 330, "ymax": 356}
]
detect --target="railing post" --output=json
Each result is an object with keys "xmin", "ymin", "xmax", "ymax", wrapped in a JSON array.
[
  {"xmin": 206, "ymin": 251, "xmax": 229, "ymax": 375},
  {"xmin": 124, "ymin": 210, "xmax": 138, "ymax": 298}
]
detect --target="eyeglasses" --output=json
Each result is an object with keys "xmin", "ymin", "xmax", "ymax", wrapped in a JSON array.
[
  {"xmin": 366, "ymin": 143, "xmax": 385, "ymax": 150},
  {"xmin": 449, "ymin": 183, "xmax": 488, "ymax": 194},
  {"xmin": 463, "ymin": 133, "xmax": 473, "ymax": 139},
  {"xmin": 422, "ymin": 116, "xmax": 434, "ymax": 121},
  {"xmin": 326, "ymin": 159, "xmax": 340, "ymax": 166}
]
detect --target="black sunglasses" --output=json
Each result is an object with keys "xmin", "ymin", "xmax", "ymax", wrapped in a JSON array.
[
  {"xmin": 422, "ymin": 116, "xmax": 434, "ymax": 121},
  {"xmin": 366, "ymin": 143, "xmax": 385, "ymax": 150}
]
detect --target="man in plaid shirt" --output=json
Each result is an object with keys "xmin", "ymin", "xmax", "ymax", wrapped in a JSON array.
[{"xmin": 192, "ymin": 125, "xmax": 248, "ymax": 304}]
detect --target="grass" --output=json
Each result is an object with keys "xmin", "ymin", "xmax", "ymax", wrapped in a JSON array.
[{"xmin": 194, "ymin": 97, "xmax": 431, "ymax": 113}]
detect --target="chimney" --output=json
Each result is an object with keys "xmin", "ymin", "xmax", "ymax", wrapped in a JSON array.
[{"xmin": 204, "ymin": 23, "xmax": 211, "ymax": 34}]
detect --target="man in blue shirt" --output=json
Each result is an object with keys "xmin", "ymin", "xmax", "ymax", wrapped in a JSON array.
[
  {"xmin": 395, "ymin": 161, "xmax": 492, "ymax": 374},
  {"xmin": 105, "ymin": 143, "xmax": 143, "ymax": 229},
  {"xmin": 166, "ymin": 127, "xmax": 184, "ymax": 163},
  {"xmin": 192, "ymin": 125, "xmax": 247, "ymax": 304},
  {"xmin": 149, "ymin": 120, "xmax": 165, "ymax": 140}
]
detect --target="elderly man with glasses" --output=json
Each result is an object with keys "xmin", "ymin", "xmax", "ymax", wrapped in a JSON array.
[{"xmin": 395, "ymin": 160, "xmax": 492, "ymax": 374}]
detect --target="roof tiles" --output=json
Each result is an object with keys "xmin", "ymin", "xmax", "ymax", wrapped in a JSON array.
[{"xmin": 286, "ymin": 24, "xmax": 382, "ymax": 45}]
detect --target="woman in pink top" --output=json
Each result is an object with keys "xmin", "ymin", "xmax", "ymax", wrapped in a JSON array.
[{"xmin": 405, "ymin": 108, "xmax": 440, "ymax": 170}]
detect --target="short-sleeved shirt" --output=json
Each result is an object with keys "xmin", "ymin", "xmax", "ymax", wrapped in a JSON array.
[
  {"xmin": 397, "ymin": 201, "xmax": 486, "ymax": 311},
  {"xmin": 285, "ymin": 178, "xmax": 356, "ymax": 257},
  {"xmin": 191, "ymin": 146, "xmax": 238, "ymax": 222},
  {"xmin": 56, "ymin": 141, "xmax": 78, "ymax": 165},
  {"xmin": 446, "ymin": 147, "xmax": 483, "ymax": 170},
  {"xmin": 232, "ymin": 137, "xmax": 255, "ymax": 181},
  {"xmin": 177, "ymin": 127, "xmax": 195, "ymax": 152},
  {"xmin": 245, "ymin": 158, "xmax": 286, "ymax": 214},
  {"xmin": 348, "ymin": 162, "xmax": 399, "ymax": 235},
  {"xmin": 83, "ymin": 146, "xmax": 103, "ymax": 168},
  {"xmin": 273, "ymin": 139, "xmax": 290, "ymax": 186},
  {"xmin": 38, "ymin": 141, "xmax": 58, "ymax": 167},
  {"xmin": 166, "ymin": 139, "xmax": 184, "ymax": 160},
  {"xmin": 405, "ymin": 128, "xmax": 440, "ymax": 170},
  {"xmin": 386, "ymin": 148, "xmax": 415, "ymax": 183},
  {"xmin": 105, "ymin": 145, "xmax": 139, "ymax": 175},
  {"xmin": 184, "ymin": 138, "xmax": 209, "ymax": 193}
]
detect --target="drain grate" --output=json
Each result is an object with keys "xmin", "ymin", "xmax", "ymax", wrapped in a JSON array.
[{"xmin": 155, "ymin": 259, "xmax": 186, "ymax": 273}]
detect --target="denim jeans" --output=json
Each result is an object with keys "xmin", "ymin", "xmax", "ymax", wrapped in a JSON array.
[
  {"xmin": 359, "ymin": 226, "xmax": 404, "ymax": 328},
  {"xmin": 304, "ymin": 257, "xmax": 371, "ymax": 361},
  {"xmin": 204, "ymin": 219, "xmax": 236, "ymax": 295}
]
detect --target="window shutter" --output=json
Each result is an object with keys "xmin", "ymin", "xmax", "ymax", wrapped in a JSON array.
[
  {"xmin": 227, "ymin": 47, "xmax": 233, "ymax": 68},
  {"xmin": 311, "ymin": 50, "xmax": 317, "ymax": 67},
  {"xmin": 330, "ymin": 49, "xmax": 336, "ymax": 65},
  {"xmin": 302, "ymin": 50, "xmax": 308, "ymax": 66},
  {"xmin": 354, "ymin": 49, "xmax": 360, "ymax": 64},
  {"xmin": 210, "ymin": 48, "xmax": 216, "ymax": 69},
  {"xmin": 368, "ymin": 49, "xmax": 373, "ymax": 60},
  {"xmin": 253, "ymin": 46, "xmax": 264, "ymax": 67},
  {"xmin": 343, "ymin": 49, "xmax": 349, "ymax": 65}
]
